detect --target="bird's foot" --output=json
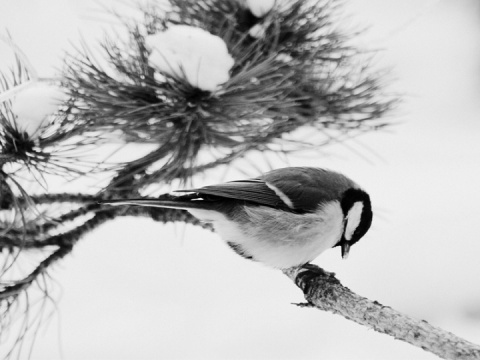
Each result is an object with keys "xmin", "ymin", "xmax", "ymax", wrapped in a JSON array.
[
  {"xmin": 300, "ymin": 263, "xmax": 335, "ymax": 277},
  {"xmin": 294, "ymin": 263, "xmax": 336, "ymax": 294}
]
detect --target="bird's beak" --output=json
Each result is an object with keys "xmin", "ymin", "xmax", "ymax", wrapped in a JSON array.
[{"xmin": 341, "ymin": 242, "xmax": 351, "ymax": 259}]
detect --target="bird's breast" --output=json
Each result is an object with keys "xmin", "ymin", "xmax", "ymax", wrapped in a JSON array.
[{"xmin": 189, "ymin": 202, "xmax": 345, "ymax": 269}]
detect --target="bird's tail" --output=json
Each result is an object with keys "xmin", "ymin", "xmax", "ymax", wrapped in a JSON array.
[{"xmin": 100, "ymin": 194, "xmax": 209, "ymax": 211}]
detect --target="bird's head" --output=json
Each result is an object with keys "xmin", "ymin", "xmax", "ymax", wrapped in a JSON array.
[{"xmin": 337, "ymin": 188, "xmax": 373, "ymax": 259}]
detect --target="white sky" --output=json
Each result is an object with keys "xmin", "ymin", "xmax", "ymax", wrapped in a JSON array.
[{"xmin": 1, "ymin": 0, "xmax": 480, "ymax": 359}]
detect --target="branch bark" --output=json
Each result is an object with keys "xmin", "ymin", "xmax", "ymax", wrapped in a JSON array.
[{"xmin": 283, "ymin": 265, "xmax": 480, "ymax": 360}]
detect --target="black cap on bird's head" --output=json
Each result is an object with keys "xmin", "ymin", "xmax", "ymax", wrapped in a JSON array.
[{"xmin": 337, "ymin": 188, "xmax": 373, "ymax": 259}]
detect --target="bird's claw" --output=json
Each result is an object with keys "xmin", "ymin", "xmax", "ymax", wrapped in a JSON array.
[{"xmin": 294, "ymin": 263, "xmax": 335, "ymax": 294}]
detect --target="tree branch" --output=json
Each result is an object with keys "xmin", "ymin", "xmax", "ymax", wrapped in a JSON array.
[
  {"xmin": 283, "ymin": 265, "xmax": 480, "ymax": 360},
  {"xmin": 0, "ymin": 245, "xmax": 72, "ymax": 300}
]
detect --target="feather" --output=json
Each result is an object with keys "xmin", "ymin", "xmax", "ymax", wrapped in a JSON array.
[
  {"xmin": 176, "ymin": 167, "xmax": 357, "ymax": 213},
  {"xmin": 260, "ymin": 167, "xmax": 356, "ymax": 212},
  {"xmin": 176, "ymin": 179, "xmax": 290, "ymax": 209}
]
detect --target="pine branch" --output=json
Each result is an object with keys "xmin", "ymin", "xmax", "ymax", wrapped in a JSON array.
[
  {"xmin": 283, "ymin": 264, "xmax": 480, "ymax": 360},
  {"xmin": 0, "ymin": 245, "xmax": 72, "ymax": 301},
  {"xmin": 28, "ymin": 193, "xmax": 99, "ymax": 204},
  {"xmin": 0, "ymin": 207, "xmax": 209, "ymax": 303}
]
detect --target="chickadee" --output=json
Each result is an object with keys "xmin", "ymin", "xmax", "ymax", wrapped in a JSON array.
[{"xmin": 103, "ymin": 167, "xmax": 372, "ymax": 269}]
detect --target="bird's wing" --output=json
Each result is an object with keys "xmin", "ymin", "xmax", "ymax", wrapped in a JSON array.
[
  {"xmin": 178, "ymin": 168, "xmax": 354, "ymax": 212},
  {"xmin": 177, "ymin": 179, "xmax": 291, "ymax": 209},
  {"xmin": 258, "ymin": 167, "xmax": 355, "ymax": 212}
]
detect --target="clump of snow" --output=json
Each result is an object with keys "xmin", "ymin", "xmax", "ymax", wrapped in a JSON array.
[
  {"xmin": 146, "ymin": 25, "xmax": 234, "ymax": 92},
  {"xmin": 11, "ymin": 82, "xmax": 66, "ymax": 138},
  {"xmin": 245, "ymin": 0, "xmax": 290, "ymax": 17}
]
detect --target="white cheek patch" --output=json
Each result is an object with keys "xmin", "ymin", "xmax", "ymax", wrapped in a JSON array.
[
  {"xmin": 344, "ymin": 201, "xmax": 364, "ymax": 241},
  {"xmin": 264, "ymin": 181, "xmax": 294, "ymax": 209}
]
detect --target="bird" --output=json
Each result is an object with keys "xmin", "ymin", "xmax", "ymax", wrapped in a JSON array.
[{"xmin": 102, "ymin": 167, "xmax": 373, "ymax": 269}]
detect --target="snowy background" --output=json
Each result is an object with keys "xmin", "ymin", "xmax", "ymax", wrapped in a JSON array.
[{"xmin": 1, "ymin": 0, "xmax": 480, "ymax": 359}]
